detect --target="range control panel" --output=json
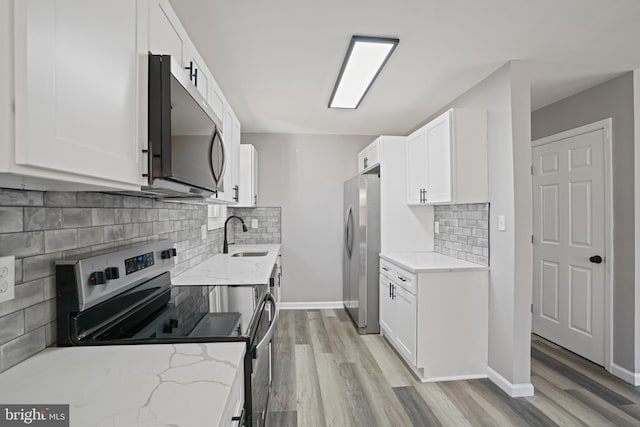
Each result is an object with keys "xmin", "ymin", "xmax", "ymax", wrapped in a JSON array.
[
  {"xmin": 56, "ymin": 240, "xmax": 177, "ymax": 311},
  {"xmin": 125, "ymin": 252, "xmax": 155, "ymax": 275}
]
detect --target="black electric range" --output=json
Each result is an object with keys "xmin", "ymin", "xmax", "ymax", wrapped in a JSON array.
[{"xmin": 55, "ymin": 240, "xmax": 278, "ymax": 427}]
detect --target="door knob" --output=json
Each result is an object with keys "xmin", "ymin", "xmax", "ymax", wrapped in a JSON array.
[{"xmin": 589, "ymin": 255, "xmax": 603, "ymax": 264}]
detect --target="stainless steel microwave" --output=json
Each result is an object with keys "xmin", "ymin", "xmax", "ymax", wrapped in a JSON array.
[{"xmin": 146, "ymin": 54, "xmax": 226, "ymax": 198}]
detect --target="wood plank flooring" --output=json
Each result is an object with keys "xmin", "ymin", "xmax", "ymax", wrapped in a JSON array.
[{"xmin": 268, "ymin": 309, "xmax": 640, "ymax": 426}]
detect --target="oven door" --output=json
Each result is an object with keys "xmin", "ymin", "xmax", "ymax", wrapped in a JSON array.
[{"xmin": 248, "ymin": 293, "xmax": 279, "ymax": 427}]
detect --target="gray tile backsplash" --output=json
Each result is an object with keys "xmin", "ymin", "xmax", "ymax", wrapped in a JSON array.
[
  {"xmin": 0, "ymin": 188, "xmax": 225, "ymax": 373},
  {"xmin": 228, "ymin": 207, "xmax": 282, "ymax": 245},
  {"xmin": 434, "ymin": 203, "xmax": 490, "ymax": 266}
]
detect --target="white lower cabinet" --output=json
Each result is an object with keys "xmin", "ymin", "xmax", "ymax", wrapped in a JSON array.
[
  {"xmin": 379, "ymin": 257, "xmax": 488, "ymax": 382},
  {"xmin": 220, "ymin": 358, "xmax": 245, "ymax": 426},
  {"xmin": 379, "ymin": 275, "xmax": 395, "ymax": 338},
  {"xmin": 379, "ymin": 271, "xmax": 416, "ymax": 366},
  {"xmin": 394, "ymin": 284, "xmax": 417, "ymax": 365}
]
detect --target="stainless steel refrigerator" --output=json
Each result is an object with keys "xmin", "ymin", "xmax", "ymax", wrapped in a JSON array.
[{"xmin": 343, "ymin": 174, "xmax": 380, "ymax": 334}]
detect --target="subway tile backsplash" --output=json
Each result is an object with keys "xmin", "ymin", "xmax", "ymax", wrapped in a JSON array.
[
  {"xmin": 0, "ymin": 188, "xmax": 225, "ymax": 373},
  {"xmin": 434, "ymin": 203, "xmax": 489, "ymax": 266},
  {"xmin": 227, "ymin": 207, "xmax": 282, "ymax": 245}
]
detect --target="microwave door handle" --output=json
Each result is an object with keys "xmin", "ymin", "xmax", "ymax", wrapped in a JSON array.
[
  {"xmin": 217, "ymin": 131, "xmax": 227, "ymax": 186},
  {"xmin": 209, "ymin": 129, "xmax": 226, "ymax": 186},
  {"xmin": 254, "ymin": 293, "xmax": 279, "ymax": 355}
]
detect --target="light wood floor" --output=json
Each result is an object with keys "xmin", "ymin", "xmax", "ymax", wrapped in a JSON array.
[{"xmin": 268, "ymin": 309, "xmax": 640, "ymax": 427}]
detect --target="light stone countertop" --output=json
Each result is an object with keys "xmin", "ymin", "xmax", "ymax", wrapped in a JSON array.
[
  {"xmin": 380, "ymin": 252, "xmax": 490, "ymax": 273},
  {"xmin": 172, "ymin": 244, "xmax": 281, "ymax": 286},
  {"xmin": 0, "ymin": 342, "xmax": 245, "ymax": 427}
]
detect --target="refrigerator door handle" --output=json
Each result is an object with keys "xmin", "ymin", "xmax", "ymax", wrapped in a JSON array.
[
  {"xmin": 344, "ymin": 207, "xmax": 353, "ymax": 258},
  {"xmin": 347, "ymin": 208, "xmax": 354, "ymax": 257}
]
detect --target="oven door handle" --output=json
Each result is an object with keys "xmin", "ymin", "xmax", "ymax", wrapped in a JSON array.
[{"xmin": 254, "ymin": 293, "xmax": 279, "ymax": 355}]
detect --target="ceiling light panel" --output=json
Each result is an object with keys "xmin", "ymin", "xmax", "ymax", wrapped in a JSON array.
[{"xmin": 329, "ymin": 36, "xmax": 399, "ymax": 109}]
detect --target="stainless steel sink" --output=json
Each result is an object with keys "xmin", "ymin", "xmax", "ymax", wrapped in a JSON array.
[{"xmin": 231, "ymin": 251, "xmax": 269, "ymax": 257}]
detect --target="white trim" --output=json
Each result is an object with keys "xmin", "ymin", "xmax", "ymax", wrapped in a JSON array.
[
  {"xmin": 421, "ymin": 373, "xmax": 488, "ymax": 383},
  {"xmin": 531, "ymin": 118, "xmax": 614, "ymax": 374},
  {"xmin": 633, "ymin": 69, "xmax": 640, "ymax": 375},
  {"xmin": 487, "ymin": 367, "xmax": 534, "ymax": 397},
  {"xmin": 280, "ymin": 301, "xmax": 344, "ymax": 310},
  {"xmin": 611, "ymin": 363, "xmax": 640, "ymax": 386}
]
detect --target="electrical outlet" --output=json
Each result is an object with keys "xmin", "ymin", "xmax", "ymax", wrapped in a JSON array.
[
  {"xmin": 0, "ymin": 256, "xmax": 15, "ymax": 304},
  {"xmin": 251, "ymin": 219, "xmax": 258, "ymax": 229},
  {"xmin": 201, "ymin": 224, "xmax": 207, "ymax": 240},
  {"xmin": 434, "ymin": 221, "xmax": 440, "ymax": 234}
]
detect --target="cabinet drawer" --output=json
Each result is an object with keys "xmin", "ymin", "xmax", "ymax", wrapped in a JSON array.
[
  {"xmin": 380, "ymin": 259, "xmax": 395, "ymax": 279},
  {"xmin": 380, "ymin": 259, "xmax": 416, "ymax": 295}
]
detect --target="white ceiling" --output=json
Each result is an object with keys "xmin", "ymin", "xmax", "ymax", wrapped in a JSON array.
[{"xmin": 169, "ymin": 0, "xmax": 640, "ymax": 136}]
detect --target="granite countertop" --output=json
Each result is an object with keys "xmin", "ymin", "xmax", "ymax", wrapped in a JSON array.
[
  {"xmin": 380, "ymin": 252, "xmax": 490, "ymax": 273},
  {"xmin": 172, "ymin": 244, "xmax": 281, "ymax": 286},
  {"xmin": 0, "ymin": 342, "xmax": 245, "ymax": 427}
]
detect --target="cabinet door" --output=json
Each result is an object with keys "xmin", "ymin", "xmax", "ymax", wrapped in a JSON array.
[
  {"xmin": 379, "ymin": 275, "xmax": 395, "ymax": 336},
  {"xmin": 368, "ymin": 139, "xmax": 380, "ymax": 167},
  {"xmin": 394, "ymin": 285, "xmax": 417, "ymax": 365},
  {"xmin": 358, "ymin": 150, "xmax": 367, "ymax": 173},
  {"xmin": 232, "ymin": 114, "xmax": 241, "ymax": 200},
  {"xmin": 425, "ymin": 112, "xmax": 452, "ymax": 204},
  {"xmin": 406, "ymin": 129, "xmax": 427, "ymax": 204},
  {"xmin": 16, "ymin": 0, "xmax": 140, "ymax": 186},
  {"xmin": 208, "ymin": 78, "xmax": 225, "ymax": 126},
  {"xmin": 149, "ymin": 0, "xmax": 184, "ymax": 63},
  {"xmin": 183, "ymin": 46, "xmax": 210, "ymax": 103},
  {"xmin": 252, "ymin": 146, "xmax": 258, "ymax": 206}
]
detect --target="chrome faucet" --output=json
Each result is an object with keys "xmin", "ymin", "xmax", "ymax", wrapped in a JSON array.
[{"xmin": 223, "ymin": 215, "xmax": 248, "ymax": 254}]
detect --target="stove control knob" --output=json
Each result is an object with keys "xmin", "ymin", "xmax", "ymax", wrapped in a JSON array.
[
  {"xmin": 89, "ymin": 271, "xmax": 106, "ymax": 285},
  {"xmin": 169, "ymin": 318, "xmax": 179, "ymax": 329},
  {"xmin": 162, "ymin": 323, "xmax": 173, "ymax": 334},
  {"xmin": 105, "ymin": 267, "xmax": 120, "ymax": 280},
  {"xmin": 161, "ymin": 248, "xmax": 177, "ymax": 259}
]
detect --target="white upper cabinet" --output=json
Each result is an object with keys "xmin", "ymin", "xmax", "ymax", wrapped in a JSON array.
[
  {"xmin": 149, "ymin": 0, "xmax": 184, "ymax": 65},
  {"xmin": 149, "ymin": 0, "xmax": 210, "ymax": 106},
  {"xmin": 358, "ymin": 138, "xmax": 380, "ymax": 173},
  {"xmin": 238, "ymin": 145, "xmax": 258, "ymax": 207},
  {"xmin": 208, "ymin": 79, "xmax": 226, "ymax": 128},
  {"xmin": 209, "ymin": 104, "xmax": 240, "ymax": 204},
  {"xmin": 1, "ymin": 0, "xmax": 145, "ymax": 191},
  {"xmin": 148, "ymin": 0, "xmax": 244, "ymax": 205},
  {"xmin": 406, "ymin": 108, "xmax": 487, "ymax": 205}
]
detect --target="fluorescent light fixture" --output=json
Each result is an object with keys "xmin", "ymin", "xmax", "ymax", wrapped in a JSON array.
[{"xmin": 328, "ymin": 36, "xmax": 399, "ymax": 109}]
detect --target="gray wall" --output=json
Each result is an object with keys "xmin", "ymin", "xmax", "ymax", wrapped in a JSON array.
[
  {"xmin": 0, "ymin": 189, "xmax": 224, "ymax": 373},
  {"xmin": 240, "ymin": 133, "xmax": 373, "ymax": 304},
  {"xmin": 532, "ymin": 72, "xmax": 636, "ymax": 371},
  {"xmin": 418, "ymin": 62, "xmax": 533, "ymax": 388}
]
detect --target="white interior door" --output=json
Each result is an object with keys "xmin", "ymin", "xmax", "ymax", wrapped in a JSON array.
[{"xmin": 532, "ymin": 126, "xmax": 606, "ymax": 365}]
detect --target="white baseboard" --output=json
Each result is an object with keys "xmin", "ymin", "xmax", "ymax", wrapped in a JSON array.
[
  {"xmin": 610, "ymin": 363, "xmax": 640, "ymax": 386},
  {"xmin": 279, "ymin": 301, "xmax": 344, "ymax": 310},
  {"xmin": 487, "ymin": 367, "xmax": 534, "ymax": 397},
  {"xmin": 422, "ymin": 373, "xmax": 488, "ymax": 383}
]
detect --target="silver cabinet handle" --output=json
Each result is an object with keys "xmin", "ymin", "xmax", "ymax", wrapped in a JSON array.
[
  {"xmin": 255, "ymin": 293, "xmax": 279, "ymax": 354},
  {"xmin": 382, "ymin": 266, "xmax": 390, "ymax": 272}
]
